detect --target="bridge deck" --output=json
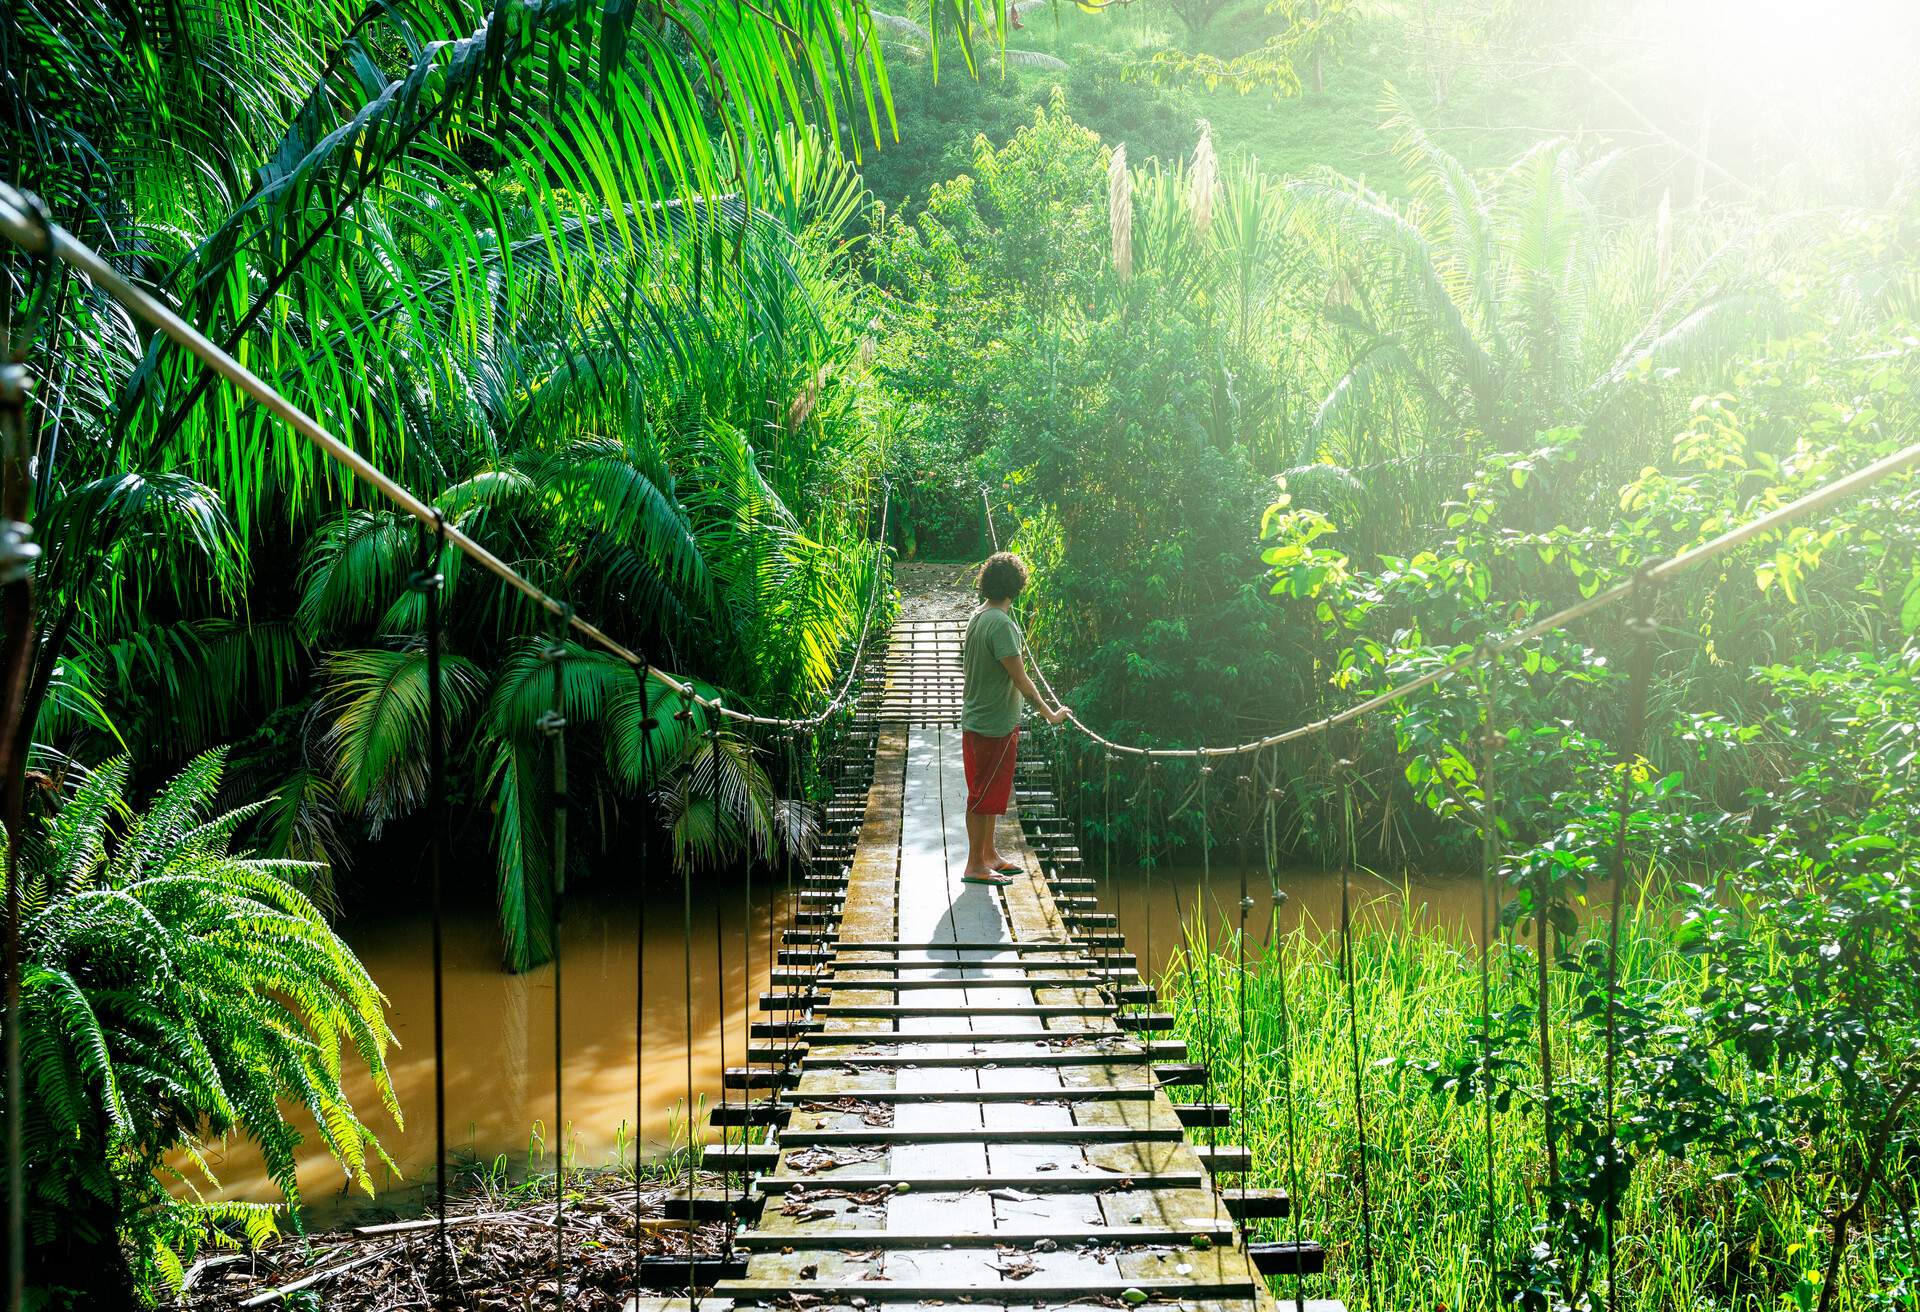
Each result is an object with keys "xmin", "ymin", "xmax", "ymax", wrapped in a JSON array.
[{"xmin": 696, "ymin": 591, "xmax": 1339, "ymax": 1310}]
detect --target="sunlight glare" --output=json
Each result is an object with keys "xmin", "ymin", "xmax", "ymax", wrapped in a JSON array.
[{"xmin": 1682, "ymin": 0, "xmax": 1917, "ymax": 102}]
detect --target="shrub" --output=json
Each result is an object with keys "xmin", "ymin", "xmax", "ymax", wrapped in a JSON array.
[{"xmin": 5, "ymin": 750, "xmax": 397, "ymax": 1307}]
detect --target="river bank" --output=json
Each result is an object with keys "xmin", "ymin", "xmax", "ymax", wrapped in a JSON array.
[{"xmin": 165, "ymin": 1168, "xmax": 730, "ymax": 1310}]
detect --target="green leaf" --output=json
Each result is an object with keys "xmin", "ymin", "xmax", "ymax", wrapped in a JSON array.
[{"xmin": 1899, "ymin": 566, "xmax": 1920, "ymax": 633}]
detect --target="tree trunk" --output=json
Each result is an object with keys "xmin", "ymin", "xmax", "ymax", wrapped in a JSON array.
[{"xmin": 1817, "ymin": 1181, "xmax": 1868, "ymax": 1312}]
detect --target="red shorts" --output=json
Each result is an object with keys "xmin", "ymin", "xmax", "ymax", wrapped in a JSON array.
[{"xmin": 962, "ymin": 729, "xmax": 1020, "ymax": 815}]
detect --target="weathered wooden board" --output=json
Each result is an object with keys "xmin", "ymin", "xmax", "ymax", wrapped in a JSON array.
[{"xmin": 702, "ymin": 605, "xmax": 1334, "ymax": 1312}]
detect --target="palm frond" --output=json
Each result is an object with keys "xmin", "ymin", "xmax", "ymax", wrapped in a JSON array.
[
  {"xmin": 1382, "ymin": 85, "xmax": 1499, "ymax": 339},
  {"xmin": 654, "ymin": 728, "xmax": 781, "ymax": 869},
  {"xmin": 872, "ymin": 10, "xmax": 934, "ymax": 44},
  {"xmin": 315, "ymin": 645, "xmax": 485, "ymax": 827},
  {"xmin": 527, "ymin": 438, "xmax": 711, "ymax": 605},
  {"xmin": 296, "ymin": 510, "xmax": 417, "ymax": 640},
  {"xmin": 1289, "ymin": 173, "xmax": 1500, "ymax": 429},
  {"xmin": 38, "ymin": 473, "xmax": 244, "ymax": 623}
]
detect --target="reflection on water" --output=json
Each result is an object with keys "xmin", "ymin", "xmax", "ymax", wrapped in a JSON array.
[
  {"xmin": 191, "ymin": 886, "xmax": 787, "ymax": 1221},
  {"xmin": 198, "ymin": 862, "xmax": 1478, "ymax": 1221},
  {"xmin": 1111, "ymin": 862, "xmax": 1488, "ymax": 973}
]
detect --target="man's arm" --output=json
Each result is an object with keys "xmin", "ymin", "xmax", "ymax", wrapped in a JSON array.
[{"xmin": 1000, "ymin": 652, "xmax": 1068, "ymax": 725}]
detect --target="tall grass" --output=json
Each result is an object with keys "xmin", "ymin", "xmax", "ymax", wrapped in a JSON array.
[{"xmin": 1159, "ymin": 894, "xmax": 1912, "ymax": 1310}]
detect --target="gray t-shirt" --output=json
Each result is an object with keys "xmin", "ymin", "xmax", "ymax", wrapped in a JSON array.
[{"xmin": 961, "ymin": 606, "xmax": 1025, "ymax": 736}]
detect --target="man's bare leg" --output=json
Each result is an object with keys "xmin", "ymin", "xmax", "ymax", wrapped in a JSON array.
[
  {"xmin": 983, "ymin": 810, "xmax": 1012, "ymax": 870},
  {"xmin": 963, "ymin": 810, "xmax": 991, "ymax": 876},
  {"xmin": 963, "ymin": 811, "xmax": 1013, "ymax": 883}
]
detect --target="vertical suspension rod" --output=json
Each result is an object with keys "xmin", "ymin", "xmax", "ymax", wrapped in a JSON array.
[
  {"xmin": 541, "ymin": 617, "xmax": 571, "ymax": 1311},
  {"xmin": 675, "ymin": 693, "xmax": 698, "ymax": 1309},
  {"xmin": 0, "ymin": 205, "xmax": 50, "ymax": 1312},
  {"xmin": 635, "ymin": 681, "xmax": 658, "ymax": 1302},
  {"xmin": 1332, "ymin": 740, "xmax": 1379, "ymax": 1307},
  {"xmin": 411, "ymin": 515, "xmax": 453, "ymax": 1304}
]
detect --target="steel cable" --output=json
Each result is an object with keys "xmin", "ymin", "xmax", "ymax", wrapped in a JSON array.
[
  {"xmin": 1332, "ymin": 739, "xmax": 1379, "ymax": 1308},
  {"xmin": 767, "ymin": 733, "xmax": 782, "ymax": 1117},
  {"xmin": 1233, "ymin": 767, "xmax": 1251, "ymax": 1219},
  {"xmin": 1264, "ymin": 747, "xmax": 1308, "ymax": 1312},
  {"xmin": 810, "ymin": 722, "xmax": 840, "ymax": 1060},
  {"xmin": 1475, "ymin": 662, "xmax": 1505, "ymax": 1290},
  {"xmin": 674, "ymin": 692, "xmax": 699, "ymax": 1308},
  {"xmin": 1603, "ymin": 587, "xmax": 1659, "ymax": 1312},
  {"xmin": 1102, "ymin": 753, "xmax": 1117, "ymax": 1015},
  {"xmin": 1136, "ymin": 764, "xmax": 1152, "ymax": 1121},
  {"xmin": 540, "ymin": 612, "xmax": 572, "ymax": 1311},
  {"xmin": 732, "ymin": 722, "xmax": 753, "ymax": 1258},
  {"xmin": 0, "ymin": 175, "xmax": 898, "ymax": 737},
  {"xmin": 1002, "ymin": 448, "xmax": 1920, "ymax": 761},
  {"xmin": 810, "ymin": 715, "xmax": 842, "ymax": 1066},
  {"xmin": 781, "ymin": 731, "xmax": 810, "ymax": 1079},
  {"xmin": 409, "ymin": 515, "xmax": 454, "ymax": 1306},
  {"xmin": 1143, "ymin": 761, "xmax": 1160, "ymax": 1131},
  {"xmin": 0, "ymin": 193, "xmax": 54, "ymax": 1312},
  {"xmin": 635, "ymin": 683, "xmax": 657, "ymax": 1302},
  {"xmin": 1198, "ymin": 765, "xmax": 1220, "ymax": 1225},
  {"xmin": 708, "ymin": 719, "xmax": 732, "ymax": 1261}
]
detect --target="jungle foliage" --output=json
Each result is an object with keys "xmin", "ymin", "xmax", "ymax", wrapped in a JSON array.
[
  {"xmin": 3, "ymin": 0, "xmax": 952, "ymax": 1298},
  {"xmin": 2, "ymin": 0, "xmax": 912, "ymax": 974},
  {"xmin": 864, "ymin": 7, "xmax": 1920, "ymax": 1307},
  {"xmin": 5, "ymin": 0, "xmax": 1920, "ymax": 1307},
  {"xmin": 4, "ymin": 752, "xmax": 394, "ymax": 1307}
]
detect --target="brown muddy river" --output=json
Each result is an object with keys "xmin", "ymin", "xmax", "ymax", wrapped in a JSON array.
[{"xmin": 199, "ymin": 864, "xmax": 1481, "ymax": 1221}]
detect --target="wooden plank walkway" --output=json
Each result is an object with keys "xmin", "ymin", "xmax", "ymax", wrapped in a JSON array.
[{"xmin": 662, "ymin": 592, "xmax": 1343, "ymax": 1310}]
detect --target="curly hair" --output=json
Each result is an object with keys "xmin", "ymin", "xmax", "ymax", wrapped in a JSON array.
[{"xmin": 976, "ymin": 551, "xmax": 1030, "ymax": 603}]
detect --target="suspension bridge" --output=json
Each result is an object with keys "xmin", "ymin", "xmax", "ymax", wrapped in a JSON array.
[
  {"xmin": 638, "ymin": 584, "xmax": 1334, "ymax": 1310},
  {"xmin": 5, "ymin": 186, "xmax": 1920, "ymax": 1312}
]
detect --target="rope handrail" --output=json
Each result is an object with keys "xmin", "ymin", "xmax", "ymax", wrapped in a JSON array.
[
  {"xmin": 986, "ymin": 431, "xmax": 1920, "ymax": 759},
  {"xmin": 13, "ymin": 171, "xmax": 1915, "ymax": 751},
  {"xmin": 0, "ymin": 183, "xmax": 887, "ymax": 735}
]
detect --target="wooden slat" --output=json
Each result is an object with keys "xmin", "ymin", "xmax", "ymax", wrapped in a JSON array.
[
  {"xmin": 734, "ymin": 1221, "xmax": 1237, "ymax": 1249},
  {"xmin": 700, "ymin": 591, "xmax": 1340, "ymax": 1312}
]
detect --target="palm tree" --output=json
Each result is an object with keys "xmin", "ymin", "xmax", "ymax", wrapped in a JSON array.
[
  {"xmin": 1285, "ymin": 94, "xmax": 1770, "ymax": 533},
  {"xmin": 4, "ymin": 4, "xmax": 908, "ymax": 963},
  {"xmin": 6, "ymin": 0, "xmax": 965, "ymax": 498},
  {"xmin": 5, "ymin": 750, "xmax": 396, "ymax": 1305},
  {"xmin": 282, "ymin": 138, "xmax": 886, "ymax": 967},
  {"xmin": 15, "ymin": 473, "xmax": 248, "ymax": 777}
]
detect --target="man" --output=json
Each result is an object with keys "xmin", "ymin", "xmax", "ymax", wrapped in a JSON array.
[{"xmin": 960, "ymin": 551, "xmax": 1069, "ymax": 885}]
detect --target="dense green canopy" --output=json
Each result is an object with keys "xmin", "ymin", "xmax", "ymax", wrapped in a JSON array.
[{"xmin": 5, "ymin": 0, "xmax": 1920, "ymax": 1308}]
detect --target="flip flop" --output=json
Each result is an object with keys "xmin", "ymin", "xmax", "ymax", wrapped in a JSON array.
[
  {"xmin": 961, "ymin": 872, "xmax": 1016, "ymax": 886},
  {"xmin": 992, "ymin": 862, "xmax": 1024, "ymax": 875}
]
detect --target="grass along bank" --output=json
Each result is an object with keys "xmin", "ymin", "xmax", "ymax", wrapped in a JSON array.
[{"xmin": 1157, "ymin": 888, "xmax": 1918, "ymax": 1311}]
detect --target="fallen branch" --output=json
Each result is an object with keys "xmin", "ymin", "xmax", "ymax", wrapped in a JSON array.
[
  {"xmin": 352, "ymin": 1209, "xmax": 693, "ymax": 1237},
  {"xmin": 181, "ymin": 1253, "xmax": 249, "ymax": 1290},
  {"xmin": 236, "ymin": 1249, "xmax": 385, "ymax": 1307}
]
